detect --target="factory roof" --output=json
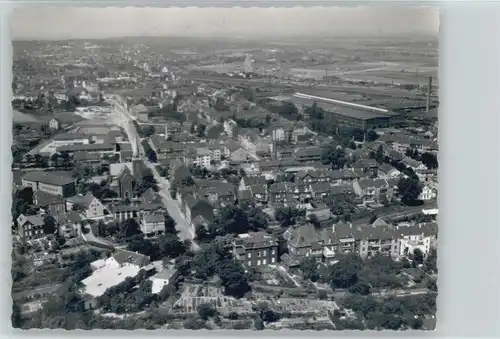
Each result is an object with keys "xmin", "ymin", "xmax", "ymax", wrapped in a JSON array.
[{"xmin": 273, "ymin": 93, "xmax": 400, "ymax": 121}]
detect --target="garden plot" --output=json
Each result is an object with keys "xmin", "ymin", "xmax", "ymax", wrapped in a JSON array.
[
  {"xmin": 173, "ymin": 284, "xmax": 254, "ymax": 315},
  {"xmin": 273, "ymin": 298, "xmax": 339, "ymax": 314}
]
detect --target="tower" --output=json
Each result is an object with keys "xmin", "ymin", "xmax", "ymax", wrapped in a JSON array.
[{"xmin": 131, "ymin": 137, "xmax": 143, "ymax": 182}]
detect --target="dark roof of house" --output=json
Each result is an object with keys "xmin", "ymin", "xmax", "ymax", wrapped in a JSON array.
[
  {"xmin": 54, "ymin": 211, "xmax": 83, "ymax": 224},
  {"xmin": 243, "ymin": 175, "xmax": 267, "ymax": 186},
  {"xmin": 357, "ymin": 178, "xmax": 390, "ymax": 190},
  {"xmin": 18, "ymin": 214, "xmax": 44, "ymax": 226},
  {"xmin": 112, "ymin": 249, "xmax": 150, "ymax": 267},
  {"xmin": 238, "ymin": 189, "xmax": 253, "ymax": 200},
  {"xmin": 310, "ymin": 183, "xmax": 331, "ymax": 193},
  {"xmin": 143, "ymin": 213, "xmax": 165, "ymax": 223},
  {"xmin": 288, "ymin": 224, "xmax": 321, "ymax": 248},
  {"xmin": 22, "ymin": 171, "xmax": 75, "ymax": 186},
  {"xmin": 66, "ymin": 193, "xmax": 97, "ymax": 209},
  {"xmin": 173, "ymin": 164, "xmax": 191, "ymax": 181},
  {"xmin": 249, "ymin": 184, "xmax": 267, "ymax": 195}
]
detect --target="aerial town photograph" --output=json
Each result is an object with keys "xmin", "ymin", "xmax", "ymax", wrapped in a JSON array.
[{"xmin": 10, "ymin": 6, "xmax": 439, "ymax": 331}]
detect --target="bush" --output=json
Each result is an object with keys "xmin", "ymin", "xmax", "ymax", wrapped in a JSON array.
[{"xmin": 197, "ymin": 303, "xmax": 217, "ymax": 320}]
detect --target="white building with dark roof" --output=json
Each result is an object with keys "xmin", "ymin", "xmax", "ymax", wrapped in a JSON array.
[{"xmin": 82, "ymin": 249, "xmax": 151, "ymax": 298}]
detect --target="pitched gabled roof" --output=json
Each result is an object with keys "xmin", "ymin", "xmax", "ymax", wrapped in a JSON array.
[
  {"xmin": 66, "ymin": 193, "xmax": 98, "ymax": 209},
  {"xmin": 143, "ymin": 213, "xmax": 165, "ymax": 224},
  {"xmin": 112, "ymin": 249, "xmax": 150, "ymax": 267},
  {"xmin": 18, "ymin": 214, "xmax": 44, "ymax": 227},
  {"xmin": 288, "ymin": 224, "xmax": 321, "ymax": 248}
]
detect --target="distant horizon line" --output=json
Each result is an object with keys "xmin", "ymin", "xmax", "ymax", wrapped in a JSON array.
[{"xmin": 12, "ymin": 33, "xmax": 438, "ymax": 43}]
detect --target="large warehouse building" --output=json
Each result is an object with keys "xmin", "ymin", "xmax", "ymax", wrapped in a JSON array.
[{"xmin": 271, "ymin": 92, "xmax": 401, "ymax": 130}]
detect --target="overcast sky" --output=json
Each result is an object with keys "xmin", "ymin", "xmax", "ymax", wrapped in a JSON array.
[{"xmin": 11, "ymin": 6, "xmax": 439, "ymax": 40}]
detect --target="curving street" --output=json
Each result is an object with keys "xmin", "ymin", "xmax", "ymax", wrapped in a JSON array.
[{"xmin": 108, "ymin": 96, "xmax": 199, "ymax": 251}]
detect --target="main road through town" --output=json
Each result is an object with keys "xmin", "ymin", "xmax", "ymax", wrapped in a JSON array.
[{"xmin": 107, "ymin": 95, "xmax": 199, "ymax": 251}]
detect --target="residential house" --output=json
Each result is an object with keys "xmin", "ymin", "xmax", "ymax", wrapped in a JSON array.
[
  {"xmin": 296, "ymin": 169, "xmax": 359, "ymax": 186},
  {"xmin": 223, "ymin": 119, "xmax": 239, "ymax": 138},
  {"xmin": 268, "ymin": 182, "xmax": 294, "ymax": 204},
  {"xmin": 385, "ymin": 149, "xmax": 404, "ymax": 161},
  {"xmin": 248, "ymin": 185, "xmax": 268, "ymax": 204},
  {"xmin": 22, "ymin": 171, "xmax": 76, "ymax": 198},
  {"xmin": 140, "ymin": 213, "xmax": 165, "ymax": 236},
  {"xmin": 239, "ymin": 129, "xmax": 272, "ymax": 157},
  {"xmin": 284, "ymin": 224, "xmax": 336, "ymax": 263},
  {"xmin": 139, "ymin": 188, "xmax": 165, "ymax": 214},
  {"xmin": 182, "ymin": 195, "xmax": 214, "ymax": 226},
  {"xmin": 419, "ymin": 185, "xmax": 437, "ymax": 201},
  {"xmin": 49, "ymin": 118, "xmax": 60, "ymax": 131},
  {"xmin": 353, "ymin": 178, "xmax": 396, "ymax": 205},
  {"xmin": 54, "ymin": 211, "xmax": 83, "ymax": 238},
  {"xmin": 32, "ymin": 190, "xmax": 66, "ymax": 215},
  {"xmin": 17, "ymin": 214, "xmax": 46, "ymax": 241},
  {"xmin": 239, "ymin": 175, "xmax": 267, "ymax": 191},
  {"xmin": 396, "ymin": 222, "xmax": 438, "ymax": 257},
  {"xmin": 204, "ymin": 183, "xmax": 236, "ymax": 207},
  {"xmin": 232, "ymin": 232, "xmax": 279, "ymax": 267},
  {"xmin": 401, "ymin": 157, "xmax": 428, "ymax": 172},
  {"xmin": 149, "ymin": 268, "xmax": 179, "ymax": 294},
  {"xmin": 378, "ymin": 163, "xmax": 402, "ymax": 179},
  {"xmin": 66, "ymin": 193, "xmax": 105, "ymax": 220},
  {"xmin": 193, "ymin": 148, "xmax": 213, "ymax": 168},
  {"xmin": 309, "ymin": 183, "xmax": 332, "ymax": 202}
]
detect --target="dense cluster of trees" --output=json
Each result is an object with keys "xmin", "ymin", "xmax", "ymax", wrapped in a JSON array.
[
  {"xmin": 101, "ymin": 215, "xmax": 188, "ymax": 261},
  {"xmin": 12, "ymin": 187, "xmax": 34, "ymax": 223},
  {"xmin": 98, "ymin": 269, "xmax": 156, "ymax": 314},
  {"xmin": 335, "ymin": 293, "xmax": 437, "ymax": 330},
  {"xmin": 299, "ymin": 253, "xmax": 422, "ymax": 292},
  {"xmin": 397, "ymin": 176, "xmax": 423, "ymax": 205},
  {"xmin": 274, "ymin": 206, "xmax": 305, "ymax": 227},
  {"xmin": 195, "ymin": 205, "xmax": 268, "ymax": 242},
  {"xmin": 321, "ymin": 145, "xmax": 348, "ymax": 169},
  {"xmin": 191, "ymin": 242, "xmax": 250, "ymax": 298}
]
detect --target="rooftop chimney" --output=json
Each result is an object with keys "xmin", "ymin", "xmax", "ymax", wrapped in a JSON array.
[{"xmin": 426, "ymin": 76, "xmax": 432, "ymax": 113}]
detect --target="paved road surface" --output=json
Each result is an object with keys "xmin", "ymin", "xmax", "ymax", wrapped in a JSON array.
[{"xmin": 108, "ymin": 97, "xmax": 199, "ymax": 251}]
